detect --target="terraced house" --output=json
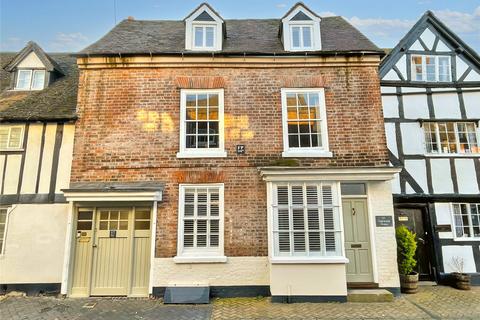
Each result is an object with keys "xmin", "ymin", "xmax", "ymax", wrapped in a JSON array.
[
  {"xmin": 380, "ymin": 12, "xmax": 480, "ymax": 285},
  {"xmin": 0, "ymin": 41, "xmax": 77, "ymax": 293},
  {"xmin": 56, "ymin": 2, "xmax": 401, "ymax": 302}
]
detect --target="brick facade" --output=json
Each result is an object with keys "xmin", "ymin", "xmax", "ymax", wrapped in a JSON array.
[{"xmin": 72, "ymin": 64, "xmax": 388, "ymax": 258}]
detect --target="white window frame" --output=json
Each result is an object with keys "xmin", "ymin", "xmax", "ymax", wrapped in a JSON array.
[
  {"xmin": 174, "ymin": 183, "xmax": 226, "ymax": 263},
  {"xmin": 15, "ymin": 69, "xmax": 46, "ymax": 90},
  {"xmin": 0, "ymin": 207, "xmax": 10, "ymax": 255},
  {"xmin": 423, "ymin": 121, "xmax": 480, "ymax": 155},
  {"xmin": 192, "ymin": 23, "xmax": 217, "ymax": 50},
  {"xmin": 290, "ymin": 24, "xmax": 313, "ymax": 50},
  {"xmin": 269, "ymin": 181, "xmax": 347, "ymax": 264},
  {"xmin": 0, "ymin": 125, "xmax": 25, "ymax": 151},
  {"xmin": 184, "ymin": 3, "xmax": 223, "ymax": 51},
  {"xmin": 411, "ymin": 55, "xmax": 451, "ymax": 82},
  {"xmin": 177, "ymin": 89, "xmax": 226, "ymax": 158},
  {"xmin": 281, "ymin": 88, "xmax": 332, "ymax": 158},
  {"xmin": 451, "ymin": 203, "xmax": 480, "ymax": 241},
  {"xmin": 281, "ymin": 6, "xmax": 321, "ymax": 52}
]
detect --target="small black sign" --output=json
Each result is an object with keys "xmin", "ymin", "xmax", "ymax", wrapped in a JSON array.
[
  {"xmin": 236, "ymin": 145, "xmax": 246, "ymax": 155},
  {"xmin": 109, "ymin": 230, "xmax": 117, "ymax": 238},
  {"xmin": 376, "ymin": 216, "xmax": 393, "ymax": 227}
]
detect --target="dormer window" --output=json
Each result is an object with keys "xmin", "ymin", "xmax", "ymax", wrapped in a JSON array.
[
  {"xmin": 184, "ymin": 3, "xmax": 224, "ymax": 52},
  {"xmin": 193, "ymin": 25, "xmax": 216, "ymax": 49},
  {"xmin": 291, "ymin": 25, "xmax": 313, "ymax": 50},
  {"xmin": 411, "ymin": 55, "xmax": 451, "ymax": 82},
  {"xmin": 15, "ymin": 69, "xmax": 46, "ymax": 90},
  {"xmin": 281, "ymin": 3, "xmax": 321, "ymax": 52}
]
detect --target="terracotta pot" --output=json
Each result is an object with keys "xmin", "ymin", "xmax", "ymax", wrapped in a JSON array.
[
  {"xmin": 451, "ymin": 272, "xmax": 471, "ymax": 290},
  {"xmin": 400, "ymin": 272, "xmax": 419, "ymax": 294}
]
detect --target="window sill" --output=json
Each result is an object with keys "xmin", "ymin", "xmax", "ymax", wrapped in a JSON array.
[
  {"xmin": 282, "ymin": 150, "xmax": 333, "ymax": 158},
  {"xmin": 425, "ymin": 153, "xmax": 480, "ymax": 157},
  {"xmin": 453, "ymin": 237, "xmax": 480, "ymax": 242},
  {"xmin": 173, "ymin": 255, "xmax": 227, "ymax": 264},
  {"xmin": 270, "ymin": 257, "xmax": 349, "ymax": 264},
  {"xmin": 0, "ymin": 148, "xmax": 24, "ymax": 152},
  {"xmin": 176, "ymin": 150, "xmax": 227, "ymax": 158}
]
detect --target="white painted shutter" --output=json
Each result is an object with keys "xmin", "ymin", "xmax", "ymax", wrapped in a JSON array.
[
  {"xmin": 277, "ymin": 186, "xmax": 290, "ymax": 253},
  {"xmin": 322, "ymin": 185, "xmax": 336, "ymax": 252},
  {"xmin": 307, "ymin": 185, "xmax": 321, "ymax": 252}
]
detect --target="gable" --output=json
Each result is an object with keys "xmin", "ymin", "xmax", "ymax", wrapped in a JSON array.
[
  {"xmin": 17, "ymin": 52, "xmax": 45, "ymax": 69},
  {"xmin": 380, "ymin": 12, "xmax": 480, "ymax": 84},
  {"xmin": 194, "ymin": 11, "xmax": 215, "ymax": 22},
  {"xmin": 291, "ymin": 11, "xmax": 312, "ymax": 21}
]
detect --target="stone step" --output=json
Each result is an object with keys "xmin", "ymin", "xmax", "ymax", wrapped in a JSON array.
[{"xmin": 347, "ymin": 289, "xmax": 394, "ymax": 303}]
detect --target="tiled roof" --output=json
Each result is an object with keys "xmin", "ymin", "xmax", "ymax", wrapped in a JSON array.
[
  {"xmin": 0, "ymin": 52, "xmax": 78, "ymax": 122},
  {"xmin": 79, "ymin": 17, "xmax": 382, "ymax": 56}
]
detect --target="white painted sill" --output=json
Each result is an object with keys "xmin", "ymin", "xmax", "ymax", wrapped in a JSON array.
[
  {"xmin": 453, "ymin": 237, "xmax": 480, "ymax": 242},
  {"xmin": 176, "ymin": 150, "xmax": 227, "ymax": 159},
  {"xmin": 282, "ymin": 150, "xmax": 333, "ymax": 158},
  {"xmin": 173, "ymin": 255, "xmax": 228, "ymax": 264},
  {"xmin": 425, "ymin": 153, "xmax": 480, "ymax": 157},
  {"xmin": 270, "ymin": 257, "xmax": 349, "ymax": 264},
  {"xmin": 0, "ymin": 148, "xmax": 24, "ymax": 152}
]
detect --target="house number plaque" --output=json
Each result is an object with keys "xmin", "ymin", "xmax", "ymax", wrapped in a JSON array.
[
  {"xmin": 109, "ymin": 230, "xmax": 117, "ymax": 238},
  {"xmin": 236, "ymin": 145, "xmax": 245, "ymax": 155},
  {"xmin": 375, "ymin": 216, "xmax": 393, "ymax": 227}
]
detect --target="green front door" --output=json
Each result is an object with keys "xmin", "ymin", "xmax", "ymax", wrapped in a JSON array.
[{"xmin": 342, "ymin": 198, "xmax": 374, "ymax": 283}]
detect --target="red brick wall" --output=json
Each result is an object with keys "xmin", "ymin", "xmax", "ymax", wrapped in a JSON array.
[{"xmin": 72, "ymin": 65, "xmax": 388, "ymax": 257}]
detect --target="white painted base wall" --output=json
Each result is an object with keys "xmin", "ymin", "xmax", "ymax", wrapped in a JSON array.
[
  {"xmin": 152, "ymin": 257, "xmax": 270, "ymax": 287},
  {"xmin": 0, "ymin": 204, "xmax": 68, "ymax": 284}
]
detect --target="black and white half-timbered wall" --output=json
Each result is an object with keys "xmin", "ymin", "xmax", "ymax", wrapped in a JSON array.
[
  {"xmin": 380, "ymin": 11, "xmax": 480, "ymax": 285},
  {"xmin": 0, "ymin": 42, "xmax": 77, "ymax": 294}
]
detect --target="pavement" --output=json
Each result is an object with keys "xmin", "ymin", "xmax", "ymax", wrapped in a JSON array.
[{"xmin": 1, "ymin": 286, "xmax": 479, "ymax": 320}]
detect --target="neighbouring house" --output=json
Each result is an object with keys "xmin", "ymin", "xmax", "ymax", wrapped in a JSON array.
[
  {"xmin": 0, "ymin": 41, "xmax": 77, "ymax": 294},
  {"xmin": 60, "ymin": 2, "xmax": 401, "ymax": 302},
  {"xmin": 380, "ymin": 12, "xmax": 480, "ymax": 285}
]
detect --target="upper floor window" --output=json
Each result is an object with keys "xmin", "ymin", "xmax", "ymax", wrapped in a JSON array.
[
  {"xmin": 452, "ymin": 203, "xmax": 480, "ymax": 239},
  {"xmin": 176, "ymin": 184, "xmax": 225, "ymax": 262},
  {"xmin": 423, "ymin": 122, "xmax": 479, "ymax": 154},
  {"xmin": 16, "ymin": 69, "xmax": 45, "ymax": 90},
  {"xmin": 291, "ymin": 25, "xmax": 313, "ymax": 50},
  {"xmin": 0, "ymin": 125, "xmax": 24, "ymax": 150},
  {"xmin": 177, "ymin": 89, "xmax": 226, "ymax": 158},
  {"xmin": 411, "ymin": 55, "xmax": 451, "ymax": 82},
  {"xmin": 193, "ymin": 25, "xmax": 215, "ymax": 49},
  {"xmin": 281, "ymin": 89, "xmax": 331, "ymax": 157},
  {"xmin": 271, "ymin": 183, "xmax": 343, "ymax": 259}
]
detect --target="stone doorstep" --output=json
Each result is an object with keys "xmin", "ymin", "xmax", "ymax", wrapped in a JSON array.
[{"xmin": 347, "ymin": 289, "xmax": 394, "ymax": 303}]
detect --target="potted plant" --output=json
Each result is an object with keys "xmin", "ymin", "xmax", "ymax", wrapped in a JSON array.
[
  {"xmin": 449, "ymin": 256, "xmax": 471, "ymax": 290},
  {"xmin": 396, "ymin": 225, "xmax": 418, "ymax": 294}
]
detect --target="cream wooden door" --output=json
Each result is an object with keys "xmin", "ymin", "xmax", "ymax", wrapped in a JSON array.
[
  {"xmin": 342, "ymin": 199, "xmax": 374, "ymax": 283},
  {"xmin": 90, "ymin": 208, "xmax": 132, "ymax": 296},
  {"xmin": 70, "ymin": 208, "xmax": 95, "ymax": 297}
]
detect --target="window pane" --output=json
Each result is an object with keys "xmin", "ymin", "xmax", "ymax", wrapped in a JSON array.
[
  {"xmin": 341, "ymin": 183, "xmax": 366, "ymax": 195},
  {"xmin": 31, "ymin": 70, "xmax": 45, "ymax": 90},
  {"xmin": 194, "ymin": 27, "xmax": 203, "ymax": 47},
  {"xmin": 302, "ymin": 26, "xmax": 312, "ymax": 47},
  {"xmin": 412, "ymin": 56, "xmax": 423, "ymax": 81},
  {"xmin": 208, "ymin": 94, "xmax": 218, "ymax": 106},
  {"xmin": 8, "ymin": 127, "xmax": 23, "ymax": 148},
  {"xmin": 16, "ymin": 70, "xmax": 31, "ymax": 89},
  {"xmin": 292, "ymin": 27, "xmax": 301, "ymax": 47},
  {"xmin": 438, "ymin": 57, "xmax": 450, "ymax": 82},
  {"xmin": 426, "ymin": 56, "xmax": 436, "ymax": 81},
  {"xmin": 205, "ymin": 27, "xmax": 214, "ymax": 47}
]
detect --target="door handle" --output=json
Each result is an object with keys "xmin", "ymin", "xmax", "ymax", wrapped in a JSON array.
[
  {"xmin": 92, "ymin": 244, "xmax": 98, "ymax": 248},
  {"xmin": 352, "ymin": 208, "xmax": 356, "ymax": 216},
  {"xmin": 418, "ymin": 237, "xmax": 425, "ymax": 244}
]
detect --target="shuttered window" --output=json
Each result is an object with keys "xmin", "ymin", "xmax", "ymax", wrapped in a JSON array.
[
  {"xmin": 273, "ymin": 183, "xmax": 342, "ymax": 257},
  {"xmin": 0, "ymin": 126, "xmax": 24, "ymax": 150},
  {"xmin": 0, "ymin": 207, "xmax": 8, "ymax": 254},
  {"xmin": 178, "ymin": 184, "xmax": 224, "ymax": 257}
]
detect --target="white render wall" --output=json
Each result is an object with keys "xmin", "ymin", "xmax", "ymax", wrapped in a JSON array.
[
  {"xmin": 368, "ymin": 180, "xmax": 400, "ymax": 288},
  {"xmin": 152, "ymin": 257, "xmax": 269, "ymax": 287},
  {"xmin": 0, "ymin": 204, "xmax": 68, "ymax": 284}
]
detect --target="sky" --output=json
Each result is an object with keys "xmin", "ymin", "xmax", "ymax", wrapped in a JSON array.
[{"xmin": 1, "ymin": 0, "xmax": 479, "ymax": 53}]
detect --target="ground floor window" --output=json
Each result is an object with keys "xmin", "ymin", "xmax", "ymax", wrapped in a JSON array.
[
  {"xmin": 0, "ymin": 207, "xmax": 8, "ymax": 254},
  {"xmin": 272, "ymin": 182, "xmax": 342, "ymax": 257},
  {"xmin": 452, "ymin": 203, "xmax": 480, "ymax": 239},
  {"xmin": 177, "ymin": 184, "xmax": 224, "ymax": 258}
]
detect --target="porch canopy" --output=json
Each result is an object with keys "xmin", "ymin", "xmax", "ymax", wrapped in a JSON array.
[{"xmin": 62, "ymin": 181, "xmax": 164, "ymax": 202}]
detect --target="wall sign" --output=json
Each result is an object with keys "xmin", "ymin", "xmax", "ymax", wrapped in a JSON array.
[
  {"xmin": 236, "ymin": 145, "xmax": 245, "ymax": 155},
  {"xmin": 376, "ymin": 216, "xmax": 393, "ymax": 227},
  {"xmin": 109, "ymin": 230, "xmax": 117, "ymax": 238}
]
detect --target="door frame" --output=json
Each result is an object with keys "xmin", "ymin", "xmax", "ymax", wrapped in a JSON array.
[
  {"xmin": 342, "ymin": 188, "xmax": 379, "ymax": 286},
  {"xmin": 66, "ymin": 203, "xmax": 154, "ymax": 297},
  {"xmin": 394, "ymin": 203, "xmax": 437, "ymax": 282}
]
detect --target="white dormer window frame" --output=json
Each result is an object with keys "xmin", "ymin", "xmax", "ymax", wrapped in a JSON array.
[
  {"xmin": 185, "ymin": 4, "xmax": 223, "ymax": 52},
  {"xmin": 282, "ymin": 6, "xmax": 321, "ymax": 52},
  {"xmin": 15, "ymin": 69, "xmax": 46, "ymax": 90}
]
